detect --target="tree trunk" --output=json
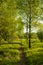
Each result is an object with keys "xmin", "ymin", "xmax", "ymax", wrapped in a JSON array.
[{"xmin": 29, "ymin": 0, "xmax": 31, "ymax": 48}]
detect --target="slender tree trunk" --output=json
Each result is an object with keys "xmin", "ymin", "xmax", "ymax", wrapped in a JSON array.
[{"xmin": 29, "ymin": 0, "xmax": 31, "ymax": 48}]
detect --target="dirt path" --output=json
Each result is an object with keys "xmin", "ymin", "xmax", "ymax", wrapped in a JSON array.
[{"xmin": 18, "ymin": 46, "xmax": 26, "ymax": 65}]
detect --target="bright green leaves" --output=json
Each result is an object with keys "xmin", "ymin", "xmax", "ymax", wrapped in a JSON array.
[
  {"xmin": 0, "ymin": 0, "xmax": 17, "ymax": 42},
  {"xmin": 0, "ymin": 0, "xmax": 25, "ymax": 42},
  {"xmin": 37, "ymin": 30, "xmax": 43, "ymax": 42}
]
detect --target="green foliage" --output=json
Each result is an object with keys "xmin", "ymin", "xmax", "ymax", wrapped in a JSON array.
[
  {"xmin": 0, "ymin": 0, "xmax": 43, "ymax": 65},
  {"xmin": 0, "ymin": 42, "xmax": 21, "ymax": 65},
  {"xmin": 0, "ymin": 40, "xmax": 43, "ymax": 65},
  {"xmin": 0, "ymin": 0, "xmax": 24, "ymax": 42},
  {"xmin": 25, "ymin": 51, "xmax": 43, "ymax": 65},
  {"xmin": 24, "ymin": 42, "xmax": 43, "ymax": 65},
  {"xmin": 37, "ymin": 30, "xmax": 43, "ymax": 42},
  {"xmin": 0, "ymin": 0, "xmax": 15, "ymax": 42}
]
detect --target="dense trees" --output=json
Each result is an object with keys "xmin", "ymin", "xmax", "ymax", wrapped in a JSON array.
[
  {"xmin": 0, "ymin": 0, "xmax": 24, "ymax": 43},
  {"xmin": 15, "ymin": 0, "xmax": 43, "ymax": 48},
  {"xmin": 0, "ymin": 0, "xmax": 43, "ymax": 47}
]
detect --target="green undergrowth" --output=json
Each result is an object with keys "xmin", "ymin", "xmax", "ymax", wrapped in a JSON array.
[
  {"xmin": 24, "ymin": 42, "xmax": 43, "ymax": 65},
  {"xmin": 0, "ymin": 44, "xmax": 21, "ymax": 49},
  {"xmin": 0, "ymin": 40, "xmax": 43, "ymax": 65},
  {"xmin": 0, "ymin": 42, "xmax": 21, "ymax": 65}
]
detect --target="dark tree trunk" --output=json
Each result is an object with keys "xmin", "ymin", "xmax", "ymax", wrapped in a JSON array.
[{"xmin": 29, "ymin": 0, "xmax": 31, "ymax": 48}]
